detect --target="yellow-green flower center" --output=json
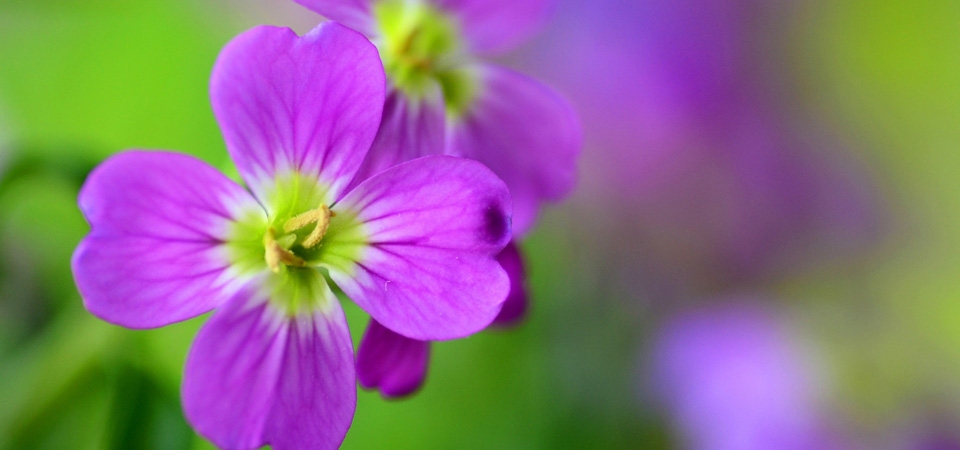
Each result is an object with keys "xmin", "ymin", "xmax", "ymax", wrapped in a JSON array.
[
  {"xmin": 223, "ymin": 173, "xmax": 370, "ymax": 316},
  {"xmin": 226, "ymin": 173, "xmax": 366, "ymax": 273},
  {"xmin": 374, "ymin": 0, "xmax": 479, "ymax": 117},
  {"xmin": 263, "ymin": 204, "xmax": 335, "ymax": 272}
]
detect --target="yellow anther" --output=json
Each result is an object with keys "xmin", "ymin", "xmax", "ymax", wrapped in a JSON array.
[
  {"xmin": 283, "ymin": 205, "xmax": 335, "ymax": 249},
  {"xmin": 264, "ymin": 228, "xmax": 305, "ymax": 273}
]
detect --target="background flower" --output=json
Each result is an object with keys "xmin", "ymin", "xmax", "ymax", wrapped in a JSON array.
[
  {"xmin": 649, "ymin": 301, "xmax": 843, "ymax": 450},
  {"xmin": 513, "ymin": 0, "xmax": 880, "ymax": 293},
  {"xmin": 294, "ymin": 0, "xmax": 581, "ymax": 236}
]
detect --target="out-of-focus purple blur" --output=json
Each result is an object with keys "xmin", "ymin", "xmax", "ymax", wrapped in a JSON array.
[
  {"xmin": 514, "ymin": 0, "xmax": 879, "ymax": 292},
  {"xmin": 503, "ymin": 0, "xmax": 923, "ymax": 447},
  {"xmin": 650, "ymin": 301, "xmax": 842, "ymax": 450}
]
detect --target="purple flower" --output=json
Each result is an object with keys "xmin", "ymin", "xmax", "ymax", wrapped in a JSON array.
[
  {"xmin": 71, "ymin": 23, "xmax": 512, "ymax": 450},
  {"xmin": 513, "ymin": 0, "xmax": 878, "ymax": 289},
  {"xmin": 651, "ymin": 301, "xmax": 840, "ymax": 450},
  {"xmin": 293, "ymin": 0, "xmax": 580, "ymax": 238},
  {"xmin": 908, "ymin": 429, "xmax": 960, "ymax": 450}
]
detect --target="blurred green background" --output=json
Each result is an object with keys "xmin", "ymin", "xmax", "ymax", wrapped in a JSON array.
[{"xmin": 1, "ymin": 0, "xmax": 959, "ymax": 448}]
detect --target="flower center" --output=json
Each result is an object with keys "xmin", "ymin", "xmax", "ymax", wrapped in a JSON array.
[
  {"xmin": 374, "ymin": 0, "xmax": 478, "ymax": 116},
  {"xmin": 263, "ymin": 204, "xmax": 335, "ymax": 272}
]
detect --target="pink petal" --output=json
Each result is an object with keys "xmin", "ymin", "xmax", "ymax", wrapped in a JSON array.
[
  {"xmin": 357, "ymin": 319, "xmax": 431, "ymax": 398},
  {"xmin": 434, "ymin": 0, "xmax": 553, "ymax": 54},
  {"xmin": 72, "ymin": 151, "xmax": 263, "ymax": 328},
  {"xmin": 490, "ymin": 240, "xmax": 528, "ymax": 327},
  {"xmin": 183, "ymin": 274, "xmax": 356, "ymax": 450},
  {"xmin": 292, "ymin": 0, "xmax": 379, "ymax": 36},
  {"xmin": 448, "ymin": 64, "xmax": 581, "ymax": 236},
  {"xmin": 330, "ymin": 155, "xmax": 511, "ymax": 340},
  {"xmin": 211, "ymin": 23, "xmax": 385, "ymax": 208},
  {"xmin": 348, "ymin": 87, "xmax": 446, "ymax": 188}
]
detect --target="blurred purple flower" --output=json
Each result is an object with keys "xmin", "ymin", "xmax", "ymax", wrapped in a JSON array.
[
  {"xmin": 71, "ymin": 23, "xmax": 512, "ymax": 450},
  {"xmin": 294, "ymin": 0, "xmax": 580, "ymax": 236},
  {"xmin": 651, "ymin": 301, "xmax": 841, "ymax": 450},
  {"xmin": 912, "ymin": 432, "xmax": 960, "ymax": 450},
  {"xmin": 518, "ymin": 0, "xmax": 878, "ymax": 287}
]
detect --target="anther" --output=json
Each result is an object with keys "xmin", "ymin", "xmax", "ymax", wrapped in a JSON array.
[
  {"xmin": 264, "ymin": 228, "xmax": 305, "ymax": 273},
  {"xmin": 283, "ymin": 205, "xmax": 335, "ymax": 249}
]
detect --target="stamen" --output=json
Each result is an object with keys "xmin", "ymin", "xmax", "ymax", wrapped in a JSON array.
[
  {"xmin": 264, "ymin": 228, "xmax": 305, "ymax": 273},
  {"xmin": 399, "ymin": 27, "xmax": 422, "ymax": 54},
  {"xmin": 283, "ymin": 204, "xmax": 336, "ymax": 249},
  {"xmin": 397, "ymin": 27, "xmax": 434, "ymax": 71}
]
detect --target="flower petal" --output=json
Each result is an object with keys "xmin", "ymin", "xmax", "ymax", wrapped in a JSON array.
[
  {"xmin": 447, "ymin": 64, "xmax": 581, "ymax": 236},
  {"xmin": 433, "ymin": 0, "xmax": 553, "ymax": 54},
  {"xmin": 490, "ymin": 240, "xmax": 528, "ymax": 327},
  {"xmin": 210, "ymin": 23, "xmax": 385, "ymax": 210},
  {"xmin": 329, "ymin": 155, "xmax": 511, "ymax": 341},
  {"xmin": 72, "ymin": 151, "xmax": 263, "ymax": 329},
  {"xmin": 292, "ymin": 0, "xmax": 378, "ymax": 36},
  {"xmin": 357, "ymin": 319, "xmax": 431, "ymax": 398},
  {"xmin": 348, "ymin": 87, "xmax": 446, "ymax": 188},
  {"xmin": 264, "ymin": 295, "xmax": 357, "ymax": 450},
  {"xmin": 181, "ymin": 286, "xmax": 286, "ymax": 449},
  {"xmin": 182, "ymin": 273, "xmax": 356, "ymax": 450}
]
